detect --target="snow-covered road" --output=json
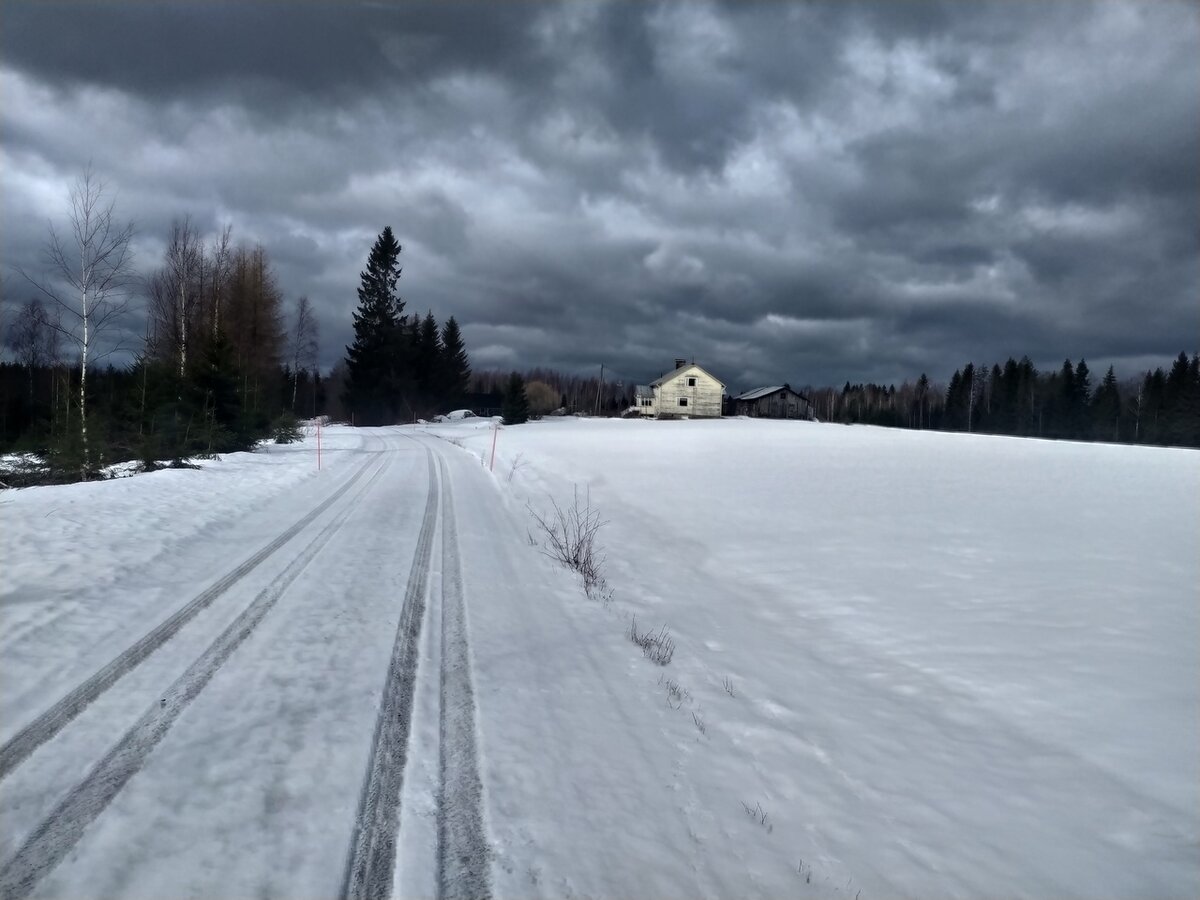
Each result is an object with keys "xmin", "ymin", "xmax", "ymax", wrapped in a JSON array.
[{"xmin": 1, "ymin": 430, "xmax": 490, "ymax": 899}]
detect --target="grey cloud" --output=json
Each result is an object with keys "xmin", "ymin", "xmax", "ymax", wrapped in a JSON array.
[
  {"xmin": 0, "ymin": 3, "xmax": 546, "ymax": 104},
  {"xmin": 1, "ymin": 0, "xmax": 1196, "ymax": 391}
]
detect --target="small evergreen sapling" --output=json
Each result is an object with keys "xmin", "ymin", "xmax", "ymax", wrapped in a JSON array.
[{"xmin": 501, "ymin": 372, "xmax": 530, "ymax": 425}]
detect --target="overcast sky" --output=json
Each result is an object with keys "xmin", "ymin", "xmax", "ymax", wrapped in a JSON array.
[{"xmin": 2, "ymin": 1, "xmax": 1196, "ymax": 390}]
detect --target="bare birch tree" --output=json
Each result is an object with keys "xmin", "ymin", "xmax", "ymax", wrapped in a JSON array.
[
  {"xmin": 147, "ymin": 220, "xmax": 221, "ymax": 373},
  {"xmin": 209, "ymin": 224, "xmax": 232, "ymax": 339},
  {"xmin": 5, "ymin": 299, "xmax": 57, "ymax": 402},
  {"xmin": 21, "ymin": 166, "xmax": 134, "ymax": 475},
  {"xmin": 165, "ymin": 218, "xmax": 201, "ymax": 379},
  {"xmin": 290, "ymin": 295, "xmax": 318, "ymax": 412}
]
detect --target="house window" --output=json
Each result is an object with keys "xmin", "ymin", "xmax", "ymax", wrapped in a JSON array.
[
  {"xmin": 687, "ymin": 377, "xmax": 697, "ymax": 387},
  {"xmin": 678, "ymin": 397, "xmax": 688, "ymax": 407}
]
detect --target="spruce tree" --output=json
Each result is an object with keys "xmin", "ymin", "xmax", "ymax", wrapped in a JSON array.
[
  {"xmin": 982, "ymin": 363, "xmax": 1002, "ymax": 430},
  {"xmin": 1186, "ymin": 355, "xmax": 1200, "ymax": 446},
  {"xmin": 414, "ymin": 310, "xmax": 441, "ymax": 412},
  {"xmin": 193, "ymin": 330, "xmax": 248, "ymax": 451},
  {"xmin": 915, "ymin": 373, "xmax": 929, "ymax": 429},
  {"xmin": 501, "ymin": 372, "xmax": 530, "ymax": 425},
  {"xmin": 1091, "ymin": 366, "xmax": 1121, "ymax": 441},
  {"xmin": 439, "ymin": 316, "xmax": 471, "ymax": 410},
  {"xmin": 1164, "ymin": 352, "xmax": 1199, "ymax": 445},
  {"xmin": 997, "ymin": 357, "xmax": 1019, "ymax": 433},
  {"xmin": 344, "ymin": 227, "xmax": 403, "ymax": 425},
  {"xmin": 1142, "ymin": 367, "xmax": 1166, "ymax": 443},
  {"xmin": 1057, "ymin": 359, "xmax": 1076, "ymax": 438},
  {"xmin": 1069, "ymin": 358, "xmax": 1091, "ymax": 439},
  {"xmin": 961, "ymin": 363, "xmax": 978, "ymax": 431},
  {"xmin": 945, "ymin": 369, "xmax": 964, "ymax": 430},
  {"xmin": 1075, "ymin": 359, "xmax": 1092, "ymax": 406},
  {"xmin": 1017, "ymin": 356, "xmax": 1038, "ymax": 435}
]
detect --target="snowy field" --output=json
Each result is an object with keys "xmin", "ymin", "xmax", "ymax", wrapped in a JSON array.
[
  {"xmin": 1, "ymin": 418, "xmax": 1197, "ymax": 899},
  {"xmin": 424, "ymin": 416, "xmax": 1200, "ymax": 899}
]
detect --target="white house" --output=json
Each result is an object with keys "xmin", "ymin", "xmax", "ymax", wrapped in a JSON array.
[{"xmin": 636, "ymin": 359, "xmax": 725, "ymax": 419}]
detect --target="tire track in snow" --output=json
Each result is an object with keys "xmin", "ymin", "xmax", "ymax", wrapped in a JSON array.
[
  {"xmin": 0, "ymin": 451, "xmax": 381, "ymax": 781},
  {"xmin": 0, "ymin": 456, "xmax": 392, "ymax": 900},
  {"xmin": 436, "ymin": 455, "xmax": 492, "ymax": 900},
  {"xmin": 341, "ymin": 448, "xmax": 439, "ymax": 900}
]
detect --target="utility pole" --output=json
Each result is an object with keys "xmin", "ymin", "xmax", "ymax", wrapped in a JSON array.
[{"xmin": 594, "ymin": 364, "xmax": 605, "ymax": 415}]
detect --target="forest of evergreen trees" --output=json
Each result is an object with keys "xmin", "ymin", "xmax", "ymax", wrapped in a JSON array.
[
  {"xmin": 336, "ymin": 227, "xmax": 470, "ymax": 425},
  {"xmin": 808, "ymin": 353, "xmax": 1200, "ymax": 448}
]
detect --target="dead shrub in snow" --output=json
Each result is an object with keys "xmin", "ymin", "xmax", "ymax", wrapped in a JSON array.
[
  {"xmin": 506, "ymin": 452, "xmax": 528, "ymax": 483},
  {"xmin": 796, "ymin": 860, "xmax": 813, "ymax": 885},
  {"xmin": 742, "ymin": 800, "xmax": 773, "ymax": 833},
  {"xmin": 629, "ymin": 616, "xmax": 675, "ymax": 665},
  {"xmin": 528, "ymin": 486, "xmax": 609, "ymax": 598},
  {"xmin": 659, "ymin": 674, "xmax": 691, "ymax": 709}
]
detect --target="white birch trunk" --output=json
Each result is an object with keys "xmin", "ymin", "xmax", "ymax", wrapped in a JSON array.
[
  {"xmin": 179, "ymin": 277, "xmax": 187, "ymax": 380},
  {"xmin": 80, "ymin": 269, "xmax": 90, "ymax": 475}
]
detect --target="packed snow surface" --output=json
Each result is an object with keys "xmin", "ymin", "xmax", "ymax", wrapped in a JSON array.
[
  {"xmin": 1, "ymin": 418, "xmax": 1196, "ymax": 899},
  {"xmin": 424, "ymin": 417, "xmax": 1199, "ymax": 899}
]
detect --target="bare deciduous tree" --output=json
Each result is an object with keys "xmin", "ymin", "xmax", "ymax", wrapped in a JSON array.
[
  {"xmin": 208, "ymin": 224, "xmax": 232, "ymax": 340},
  {"xmin": 147, "ymin": 220, "xmax": 231, "ymax": 373},
  {"xmin": 156, "ymin": 218, "xmax": 202, "ymax": 379},
  {"xmin": 21, "ymin": 166, "xmax": 134, "ymax": 474},
  {"xmin": 290, "ymin": 295, "xmax": 319, "ymax": 412},
  {"xmin": 524, "ymin": 379, "xmax": 559, "ymax": 416},
  {"xmin": 6, "ymin": 299, "xmax": 55, "ymax": 401}
]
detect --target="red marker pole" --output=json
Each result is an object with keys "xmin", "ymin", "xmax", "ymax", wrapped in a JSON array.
[{"xmin": 489, "ymin": 422, "xmax": 499, "ymax": 472}]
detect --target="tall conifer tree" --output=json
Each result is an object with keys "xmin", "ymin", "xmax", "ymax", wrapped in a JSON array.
[
  {"xmin": 414, "ymin": 310, "xmax": 441, "ymax": 412},
  {"xmin": 1092, "ymin": 366, "xmax": 1121, "ymax": 441},
  {"xmin": 439, "ymin": 316, "xmax": 471, "ymax": 410},
  {"xmin": 344, "ymin": 227, "xmax": 402, "ymax": 425}
]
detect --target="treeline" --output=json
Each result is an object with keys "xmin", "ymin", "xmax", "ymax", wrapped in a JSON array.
[
  {"xmin": 470, "ymin": 367, "xmax": 633, "ymax": 415},
  {"xmin": 4, "ymin": 175, "xmax": 478, "ymax": 483},
  {"xmin": 0, "ymin": 176, "xmax": 286, "ymax": 479},
  {"xmin": 337, "ymin": 227, "xmax": 470, "ymax": 425},
  {"xmin": 809, "ymin": 353, "xmax": 1200, "ymax": 447},
  {"xmin": 2, "ymin": 216, "xmax": 325, "ymax": 479}
]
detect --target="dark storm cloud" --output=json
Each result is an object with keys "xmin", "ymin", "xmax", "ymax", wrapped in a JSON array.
[
  {"xmin": 1, "ymin": 0, "xmax": 1196, "ymax": 392},
  {"xmin": 0, "ymin": 2, "xmax": 546, "ymax": 103}
]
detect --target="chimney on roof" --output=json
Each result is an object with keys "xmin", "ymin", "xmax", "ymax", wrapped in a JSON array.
[{"xmin": 674, "ymin": 358, "xmax": 686, "ymax": 369}]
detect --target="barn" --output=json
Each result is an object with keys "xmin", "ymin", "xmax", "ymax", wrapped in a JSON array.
[
  {"xmin": 637, "ymin": 359, "xmax": 725, "ymax": 419},
  {"xmin": 733, "ymin": 384, "xmax": 813, "ymax": 419}
]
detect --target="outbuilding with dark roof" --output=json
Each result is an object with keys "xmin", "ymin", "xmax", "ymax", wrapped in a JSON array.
[{"xmin": 732, "ymin": 384, "xmax": 812, "ymax": 419}]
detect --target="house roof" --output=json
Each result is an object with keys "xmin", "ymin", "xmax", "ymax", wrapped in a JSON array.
[
  {"xmin": 634, "ymin": 384, "xmax": 653, "ymax": 398},
  {"xmin": 649, "ymin": 363, "xmax": 725, "ymax": 389},
  {"xmin": 735, "ymin": 385, "xmax": 784, "ymax": 401},
  {"xmin": 734, "ymin": 385, "xmax": 812, "ymax": 402}
]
